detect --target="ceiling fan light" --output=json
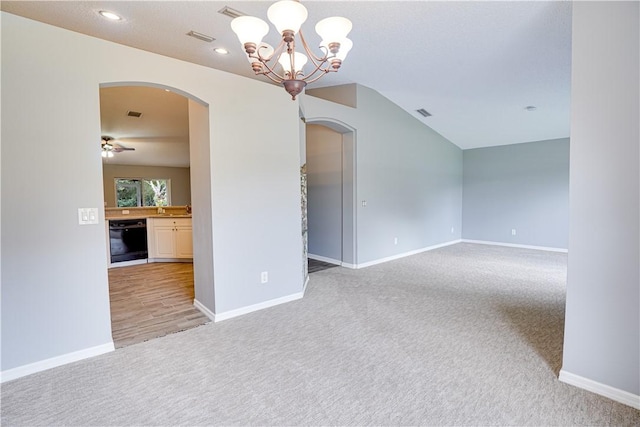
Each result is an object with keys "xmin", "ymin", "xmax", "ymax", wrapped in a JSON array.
[
  {"xmin": 315, "ymin": 16, "xmax": 352, "ymax": 44},
  {"xmin": 231, "ymin": 16, "xmax": 269, "ymax": 47},
  {"xmin": 278, "ymin": 51, "xmax": 308, "ymax": 75},
  {"xmin": 267, "ymin": 0, "xmax": 308, "ymax": 35}
]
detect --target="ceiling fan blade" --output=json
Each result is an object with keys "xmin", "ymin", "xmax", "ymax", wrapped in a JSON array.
[{"xmin": 113, "ymin": 143, "xmax": 135, "ymax": 152}]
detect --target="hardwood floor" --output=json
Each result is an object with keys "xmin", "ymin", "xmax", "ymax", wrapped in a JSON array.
[{"xmin": 108, "ymin": 262, "xmax": 210, "ymax": 348}]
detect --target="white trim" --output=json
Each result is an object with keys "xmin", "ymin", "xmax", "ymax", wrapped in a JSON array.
[
  {"xmin": 193, "ymin": 299, "xmax": 216, "ymax": 321},
  {"xmin": 0, "ymin": 342, "xmax": 115, "ymax": 383},
  {"xmin": 559, "ymin": 370, "xmax": 640, "ymax": 409},
  {"xmin": 147, "ymin": 258, "xmax": 193, "ymax": 264},
  {"xmin": 108, "ymin": 258, "xmax": 148, "ymax": 268},
  {"xmin": 356, "ymin": 240, "xmax": 462, "ymax": 269},
  {"xmin": 303, "ymin": 275, "xmax": 310, "ymax": 294},
  {"xmin": 214, "ymin": 292, "xmax": 304, "ymax": 322},
  {"xmin": 342, "ymin": 262, "xmax": 357, "ymax": 269},
  {"xmin": 308, "ymin": 253, "xmax": 342, "ymax": 265},
  {"xmin": 461, "ymin": 239, "xmax": 568, "ymax": 253}
]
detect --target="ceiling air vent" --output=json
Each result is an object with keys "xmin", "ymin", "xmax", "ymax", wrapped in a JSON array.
[
  {"xmin": 218, "ymin": 6, "xmax": 245, "ymax": 19},
  {"xmin": 416, "ymin": 108, "xmax": 432, "ymax": 118},
  {"xmin": 126, "ymin": 110, "xmax": 143, "ymax": 118},
  {"xmin": 186, "ymin": 30, "xmax": 215, "ymax": 43}
]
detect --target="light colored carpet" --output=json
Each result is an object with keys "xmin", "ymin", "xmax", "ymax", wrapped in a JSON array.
[{"xmin": 2, "ymin": 243, "xmax": 638, "ymax": 426}]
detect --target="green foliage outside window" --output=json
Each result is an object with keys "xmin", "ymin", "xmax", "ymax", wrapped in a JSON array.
[{"xmin": 116, "ymin": 178, "xmax": 170, "ymax": 207}]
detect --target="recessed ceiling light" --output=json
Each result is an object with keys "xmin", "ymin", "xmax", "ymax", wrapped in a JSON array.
[
  {"xmin": 99, "ymin": 10, "xmax": 121, "ymax": 21},
  {"xmin": 525, "ymin": 105, "xmax": 537, "ymax": 111},
  {"xmin": 214, "ymin": 48, "xmax": 229, "ymax": 55}
]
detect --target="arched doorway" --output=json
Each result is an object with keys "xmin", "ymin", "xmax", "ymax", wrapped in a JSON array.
[
  {"xmin": 99, "ymin": 82, "xmax": 214, "ymax": 347},
  {"xmin": 304, "ymin": 118, "xmax": 357, "ymax": 268}
]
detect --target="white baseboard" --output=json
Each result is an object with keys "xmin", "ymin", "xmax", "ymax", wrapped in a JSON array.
[
  {"xmin": 308, "ymin": 253, "xmax": 342, "ymax": 265},
  {"xmin": 108, "ymin": 258, "xmax": 148, "ymax": 268},
  {"xmin": 559, "ymin": 370, "xmax": 640, "ymax": 409},
  {"xmin": 461, "ymin": 239, "xmax": 568, "ymax": 253},
  {"xmin": 193, "ymin": 299, "xmax": 216, "ymax": 321},
  {"xmin": 212, "ymin": 292, "xmax": 305, "ymax": 323},
  {"xmin": 356, "ymin": 239, "xmax": 462, "ymax": 269},
  {"xmin": 0, "ymin": 342, "xmax": 115, "ymax": 383},
  {"xmin": 148, "ymin": 258, "xmax": 193, "ymax": 264},
  {"xmin": 342, "ymin": 262, "xmax": 357, "ymax": 269}
]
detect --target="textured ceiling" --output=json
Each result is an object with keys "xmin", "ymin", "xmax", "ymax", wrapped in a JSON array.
[
  {"xmin": 100, "ymin": 86, "xmax": 190, "ymax": 167},
  {"xmin": 2, "ymin": 0, "xmax": 573, "ymax": 156}
]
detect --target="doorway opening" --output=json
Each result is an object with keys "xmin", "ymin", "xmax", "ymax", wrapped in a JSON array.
[
  {"xmin": 305, "ymin": 120, "xmax": 356, "ymax": 270},
  {"xmin": 99, "ymin": 83, "xmax": 213, "ymax": 348}
]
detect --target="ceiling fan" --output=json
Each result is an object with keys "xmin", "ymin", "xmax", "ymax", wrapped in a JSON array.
[{"xmin": 101, "ymin": 136, "xmax": 135, "ymax": 158}]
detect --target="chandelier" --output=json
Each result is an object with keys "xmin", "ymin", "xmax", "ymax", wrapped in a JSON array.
[{"xmin": 230, "ymin": 0, "xmax": 353, "ymax": 100}]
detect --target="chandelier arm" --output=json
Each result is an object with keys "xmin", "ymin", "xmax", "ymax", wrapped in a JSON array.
[
  {"xmin": 256, "ymin": 53, "xmax": 288, "ymax": 82},
  {"xmin": 298, "ymin": 30, "xmax": 330, "ymax": 64},
  {"xmin": 248, "ymin": 42, "xmax": 289, "ymax": 81},
  {"xmin": 297, "ymin": 58, "xmax": 334, "ymax": 82},
  {"xmin": 304, "ymin": 68, "xmax": 336, "ymax": 85},
  {"xmin": 294, "ymin": 30, "xmax": 339, "ymax": 82},
  {"xmin": 260, "ymin": 70, "xmax": 288, "ymax": 84}
]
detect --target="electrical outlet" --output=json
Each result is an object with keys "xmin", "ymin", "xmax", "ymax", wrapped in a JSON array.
[
  {"xmin": 511, "ymin": 229, "xmax": 517, "ymax": 236},
  {"xmin": 394, "ymin": 237, "xmax": 398, "ymax": 245},
  {"xmin": 451, "ymin": 227, "xmax": 455, "ymax": 234},
  {"xmin": 261, "ymin": 271, "xmax": 268, "ymax": 284}
]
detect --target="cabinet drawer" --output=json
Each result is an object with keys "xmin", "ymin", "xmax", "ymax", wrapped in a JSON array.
[{"xmin": 152, "ymin": 218, "xmax": 191, "ymax": 227}]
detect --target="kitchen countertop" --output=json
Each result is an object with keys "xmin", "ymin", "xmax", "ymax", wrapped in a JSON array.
[{"xmin": 107, "ymin": 214, "xmax": 192, "ymax": 220}]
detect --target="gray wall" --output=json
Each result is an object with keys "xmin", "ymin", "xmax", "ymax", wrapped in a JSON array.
[
  {"xmin": 1, "ymin": 13, "xmax": 302, "ymax": 374},
  {"xmin": 102, "ymin": 164, "xmax": 191, "ymax": 207},
  {"xmin": 462, "ymin": 139, "xmax": 569, "ymax": 249},
  {"xmin": 302, "ymin": 85, "xmax": 463, "ymax": 265},
  {"xmin": 188, "ymin": 99, "xmax": 215, "ymax": 313},
  {"xmin": 562, "ymin": 1, "xmax": 639, "ymax": 397},
  {"xmin": 306, "ymin": 124, "xmax": 343, "ymax": 262}
]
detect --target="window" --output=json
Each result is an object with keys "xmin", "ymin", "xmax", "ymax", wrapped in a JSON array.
[{"xmin": 115, "ymin": 178, "xmax": 171, "ymax": 207}]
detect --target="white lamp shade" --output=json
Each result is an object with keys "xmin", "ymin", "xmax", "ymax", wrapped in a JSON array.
[
  {"xmin": 231, "ymin": 16, "xmax": 269, "ymax": 46},
  {"xmin": 315, "ymin": 16, "xmax": 352, "ymax": 44},
  {"xmin": 320, "ymin": 37, "xmax": 353, "ymax": 60},
  {"xmin": 335, "ymin": 38, "xmax": 353, "ymax": 61},
  {"xmin": 267, "ymin": 0, "xmax": 308, "ymax": 35},
  {"xmin": 279, "ymin": 51, "xmax": 308, "ymax": 74}
]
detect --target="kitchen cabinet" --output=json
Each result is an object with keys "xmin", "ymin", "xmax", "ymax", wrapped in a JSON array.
[{"xmin": 147, "ymin": 217, "xmax": 193, "ymax": 260}]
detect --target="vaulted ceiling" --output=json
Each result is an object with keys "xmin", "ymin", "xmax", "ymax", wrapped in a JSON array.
[{"xmin": 2, "ymin": 1, "xmax": 572, "ymax": 159}]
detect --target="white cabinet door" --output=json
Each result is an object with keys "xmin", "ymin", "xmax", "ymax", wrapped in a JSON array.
[
  {"xmin": 148, "ymin": 218, "xmax": 192, "ymax": 260},
  {"xmin": 175, "ymin": 226, "xmax": 193, "ymax": 258},
  {"xmin": 154, "ymin": 226, "xmax": 177, "ymax": 258}
]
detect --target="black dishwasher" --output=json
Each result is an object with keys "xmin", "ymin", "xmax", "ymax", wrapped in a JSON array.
[{"xmin": 109, "ymin": 219, "xmax": 148, "ymax": 263}]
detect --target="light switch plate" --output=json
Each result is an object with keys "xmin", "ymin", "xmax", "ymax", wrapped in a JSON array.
[{"xmin": 78, "ymin": 208, "xmax": 99, "ymax": 225}]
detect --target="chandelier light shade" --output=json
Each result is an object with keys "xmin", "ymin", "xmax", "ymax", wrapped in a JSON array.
[
  {"xmin": 230, "ymin": 16, "xmax": 269, "ymax": 49},
  {"xmin": 231, "ymin": 0, "xmax": 353, "ymax": 100},
  {"xmin": 267, "ymin": 0, "xmax": 308, "ymax": 36}
]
